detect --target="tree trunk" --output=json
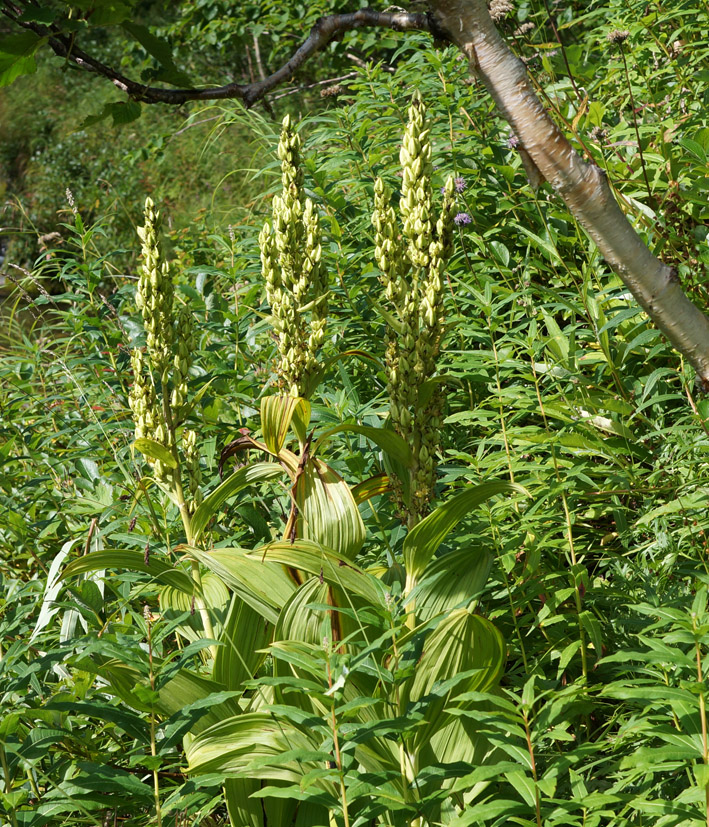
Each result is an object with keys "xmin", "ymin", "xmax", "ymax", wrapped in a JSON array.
[{"xmin": 430, "ymin": 0, "xmax": 709, "ymax": 387}]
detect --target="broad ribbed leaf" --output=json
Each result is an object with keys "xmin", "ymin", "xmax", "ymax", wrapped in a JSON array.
[
  {"xmin": 190, "ymin": 462, "xmax": 284, "ymax": 542},
  {"xmin": 213, "ymin": 595, "xmax": 270, "ymax": 692},
  {"xmin": 351, "ymin": 473, "xmax": 390, "ymax": 505},
  {"xmin": 224, "ymin": 778, "xmax": 265, "ymax": 827},
  {"xmin": 133, "ymin": 437, "xmax": 177, "ymax": 468},
  {"xmin": 292, "ymin": 457, "xmax": 365, "ymax": 559},
  {"xmin": 413, "ymin": 547, "xmax": 493, "ymax": 620},
  {"xmin": 404, "ymin": 481, "xmax": 528, "ymax": 580},
  {"xmin": 409, "ymin": 609, "xmax": 505, "ymax": 702},
  {"xmin": 186, "ymin": 713, "xmax": 322, "ymax": 784},
  {"xmin": 313, "ymin": 423, "xmax": 413, "ymax": 467},
  {"xmin": 184, "ymin": 546, "xmax": 297, "ymax": 625},
  {"xmin": 59, "ymin": 549, "xmax": 193, "ymax": 592},
  {"xmin": 261, "ymin": 395, "xmax": 305, "ymax": 455},
  {"xmin": 160, "ymin": 571, "xmax": 229, "ymax": 643},
  {"xmin": 157, "ymin": 671, "xmax": 242, "ymax": 735},
  {"xmin": 407, "ymin": 609, "xmax": 505, "ymax": 766},
  {"xmin": 291, "ymin": 398, "xmax": 312, "ymax": 446},
  {"xmin": 256, "ymin": 540, "xmax": 385, "ymax": 607}
]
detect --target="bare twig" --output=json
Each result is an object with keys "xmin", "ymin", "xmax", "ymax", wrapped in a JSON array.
[{"xmin": 2, "ymin": 5, "xmax": 431, "ymax": 108}]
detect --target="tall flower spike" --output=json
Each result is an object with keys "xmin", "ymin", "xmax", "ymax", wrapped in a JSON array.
[
  {"xmin": 372, "ymin": 97, "xmax": 460, "ymax": 523},
  {"xmin": 136, "ymin": 198, "xmax": 174, "ymax": 377},
  {"xmin": 260, "ymin": 116, "xmax": 329, "ymax": 398},
  {"xmin": 372, "ymin": 177, "xmax": 406, "ymax": 306},
  {"xmin": 182, "ymin": 429, "xmax": 202, "ymax": 514},
  {"xmin": 400, "ymin": 91, "xmax": 433, "ymax": 269}
]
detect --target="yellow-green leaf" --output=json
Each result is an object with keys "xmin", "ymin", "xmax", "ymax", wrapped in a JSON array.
[
  {"xmin": 261, "ymin": 395, "xmax": 305, "ymax": 455},
  {"xmin": 184, "ymin": 546, "xmax": 297, "ymax": 625},
  {"xmin": 190, "ymin": 462, "xmax": 285, "ymax": 542},
  {"xmin": 293, "ymin": 457, "xmax": 365, "ymax": 560},
  {"xmin": 133, "ymin": 438, "xmax": 177, "ymax": 468},
  {"xmin": 404, "ymin": 481, "xmax": 528, "ymax": 581}
]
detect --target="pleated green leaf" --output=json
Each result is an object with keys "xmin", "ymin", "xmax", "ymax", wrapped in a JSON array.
[
  {"xmin": 403, "ymin": 481, "xmax": 528, "ymax": 580},
  {"xmin": 413, "ymin": 547, "xmax": 493, "ymax": 621},
  {"xmin": 185, "ymin": 712, "xmax": 323, "ymax": 785},
  {"xmin": 213, "ymin": 595, "xmax": 271, "ymax": 693},
  {"xmin": 256, "ymin": 539, "xmax": 386, "ymax": 607},
  {"xmin": 190, "ymin": 462, "xmax": 285, "ymax": 542},
  {"xmin": 224, "ymin": 778, "xmax": 265, "ymax": 827},
  {"xmin": 293, "ymin": 457, "xmax": 365, "ymax": 560},
  {"xmin": 409, "ymin": 609, "xmax": 505, "ymax": 703},
  {"xmin": 59, "ymin": 550, "xmax": 193, "ymax": 592},
  {"xmin": 291, "ymin": 398, "xmax": 312, "ymax": 447},
  {"xmin": 184, "ymin": 546, "xmax": 297, "ymax": 625},
  {"xmin": 160, "ymin": 571, "xmax": 230, "ymax": 644},
  {"xmin": 351, "ymin": 473, "xmax": 390, "ymax": 505},
  {"xmin": 261, "ymin": 395, "xmax": 306, "ymax": 455},
  {"xmin": 313, "ymin": 423, "xmax": 413, "ymax": 467},
  {"xmin": 407, "ymin": 609, "xmax": 505, "ymax": 767},
  {"xmin": 156, "ymin": 671, "xmax": 242, "ymax": 735}
]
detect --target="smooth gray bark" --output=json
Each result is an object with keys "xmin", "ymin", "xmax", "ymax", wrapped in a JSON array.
[{"xmin": 430, "ymin": 0, "xmax": 709, "ymax": 386}]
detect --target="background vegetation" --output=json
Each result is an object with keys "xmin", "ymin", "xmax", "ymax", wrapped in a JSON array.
[{"xmin": 2, "ymin": 0, "xmax": 709, "ymax": 825}]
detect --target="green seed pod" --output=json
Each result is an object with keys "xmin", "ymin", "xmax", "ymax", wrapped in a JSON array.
[
  {"xmin": 137, "ymin": 198, "xmax": 174, "ymax": 377},
  {"xmin": 260, "ymin": 117, "xmax": 329, "ymax": 397},
  {"xmin": 370, "ymin": 94, "xmax": 458, "ymax": 521}
]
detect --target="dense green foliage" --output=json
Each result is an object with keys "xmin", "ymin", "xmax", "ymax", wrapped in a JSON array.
[{"xmin": 2, "ymin": 1, "xmax": 709, "ymax": 826}]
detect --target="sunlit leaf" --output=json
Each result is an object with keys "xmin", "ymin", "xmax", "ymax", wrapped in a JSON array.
[
  {"xmin": 190, "ymin": 462, "xmax": 285, "ymax": 542},
  {"xmin": 404, "ymin": 481, "xmax": 528, "ymax": 581}
]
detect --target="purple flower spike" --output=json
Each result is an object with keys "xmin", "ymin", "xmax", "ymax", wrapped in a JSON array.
[
  {"xmin": 508, "ymin": 135, "xmax": 520, "ymax": 148},
  {"xmin": 454, "ymin": 212, "xmax": 472, "ymax": 226},
  {"xmin": 455, "ymin": 176, "xmax": 466, "ymax": 193}
]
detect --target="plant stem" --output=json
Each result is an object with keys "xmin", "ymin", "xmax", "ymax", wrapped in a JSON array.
[
  {"xmin": 522, "ymin": 708, "xmax": 542, "ymax": 827},
  {"xmin": 695, "ymin": 626, "xmax": 709, "ymax": 827},
  {"xmin": 326, "ymin": 657, "xmax": 350, "ymax": 827},
  {"xmin": 161, "ymin": 378, "xmax": 217, "ymax": 658},
  {"xmin": 617, "ymin": 43, "xmax": 654, "ymax": 209},
  {"xmin": 0, "ymin": 743, "xmax": 19, "ymax": 827},
  {"xmin": 145, "ymin": 609, "xmax": 163, "ymax": 827}
]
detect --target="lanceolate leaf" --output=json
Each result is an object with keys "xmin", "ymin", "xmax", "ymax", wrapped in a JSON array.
[
  {"xmin": 404, "ymin": 481, "xmax": 528, "ymax": 581},
  {"xmin": 190, "ymin": 462, "xmax": 285, "ymax": 542},
  {"xmin": 351, "ymin": 473, "xmax": 391, "ymax": 505},
  {"xmin": 59, "ymin": 549, "xmax": 193, "ymax": 592},
  {"xmin": 213, "ymin": 595, "xmax": 271, "ymax": 693},
  {"xmin": 301, "ymin": 349, "xmax": 383, "ymax": 399},
  {"xmin": 256, "ymin": 540, "xmax": 386, "ymax": 607},
  {"xmin": 133, "ymin": 437, "xmax": 177, "ymax": 468},
  {"xmin": 313, "ymin": 423, "xmax": 413, "ymax": 468},
  {"xmin": 292, "ymin": 457, "xmax": 365, "ymax": 560},
  {"xmin": 261, "ymin": 395, "xmax": 304, "ymax": 455},
  {"xmin": 184, "ymin": 546, "xmax": 297, "ymax": 625}
]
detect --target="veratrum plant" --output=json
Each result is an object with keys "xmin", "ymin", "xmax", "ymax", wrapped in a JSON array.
[
  {"xmin": 260, "ymin": 115, "xmax": 328, "ymax": 398},
  {"xmin": 372, "ymin": 92, "xmax": 456, "ymax": 525},
  {"xmin": 60, "ymin": 382, "xmax": 524, "ymax": 827},
  {"xmin": 55, "ymin": 170, "xmax": 525, "ymax": 827}
]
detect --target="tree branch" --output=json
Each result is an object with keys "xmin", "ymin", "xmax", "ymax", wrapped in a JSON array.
[
  {"xmin": 429, "ymin": 0, "xmax": 709, "ymax": 387},
  {"xmin": 5, "ymin": 6, "xmax": 430, "ymax": 107}
]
